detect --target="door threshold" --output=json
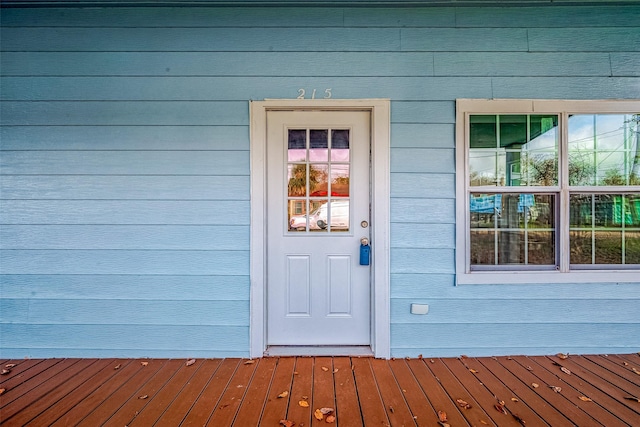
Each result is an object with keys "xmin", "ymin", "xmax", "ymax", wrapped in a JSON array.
[{"xmin": 264, "ymin": 346, "xmax": 374, "ymax": 357}]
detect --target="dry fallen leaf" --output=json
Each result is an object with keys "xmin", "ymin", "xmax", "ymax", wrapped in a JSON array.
[
  {"xmin": 138, "ymin": 394, "xmax": 148, "ymax": 399},
  {"xmin": 531, "ymin": 383, "xmax": 539, "ymax": 388},
  {"xmin": 549, "ymin": 386, "xmax": 562, "ymax": 393},
  {"xmin": 0, "ymin": 388, "xmax": 6, "ymax": 395},
  {"xmin": 437, "ymin": 410, "xmax": 448, "ymax": 422},
  {"xmin": 438, "ymin": 422, "xmax": 451, "ymax": 427},
  {"xmin": 325, "ymin": 414, "xmax": 336, "ymax": 423},
  {"xmin": 278, "ymin": 391, "xmax": 289, "ymax": 398},
  {"xmin": 456, "ymin": 399, "xmax": 472, "ymax": 409},
  {"xmin": 185, "ymin": 359, "xmax": 196, "ymax": 366},
  {"xmin": 578, "ymin": 396, "xmax": 593, "ymax": 402},
  {"xmin": 244, "ymin": 359, "xmax": 255, "ymax": 365},
  {"xmin": 298, "ymin": 400, "xmax": 309, "ymax": 408},
  {"xmin": 560, "ymin": 367, "xmax": 571, "ymax": 375},
  {"xmin": 632, "ymin": 367, "xmax": 640, "ymax": 375},
  {"xmin": 5, "ymin": 364, "xmax": 16, "ymax": 368},
  {"xmin": 511, "ymin": 397, "xmax": 519, "ymax": 402},
  {"xmin": 494, "ymin": 404, "xmax": 507, "ymax": 415},
  {"xmin": 319, "ymin": 408, "xmax": 334, "ymax": 415},
  {"xmin": 469, "ymin": 368, "xmax": 479, "ymax": 374},
  {"xmin": 279, "ymin": 420, "xmax": 295, "ymax": 427},
  {"xmin": 624, "ymin": 396, "xmax": 640, "ymax": 402},
  {"xmin": 321, "ymin": 366, "xmax": 329, "ymax": 372},
  {"xmin": 113, "ymin": 364, "xmax": 121, "ymax": 370},
  {"xmin": 556, "ymin": 353, "xmax": 569, "ymax": 360},
  {"xmin": 141, "ymin": 361, "xmax": 149, "ymax": 366},
  {"xmin": 314, "ymin": 409, "xmax": 324, "ymax": 420},
  {"xmin": 525, "ymin": 366, "xmax": 534, "ymax": 371},
  {"xmin": 623, "ymin": 362, "xmax": 629, "ymax": 366},
  {"xmin": 333, "ymin": 368, "xmax": 339, "ymax": 373},
  {"xmin": 480, "ymin": 420, "xmax": 489, "ymax": 425},
  {"xmin": 1, "ymin": 369, "xmax": 11, "ymax": 375}
]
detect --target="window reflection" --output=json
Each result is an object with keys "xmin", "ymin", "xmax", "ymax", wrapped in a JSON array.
[
  {"xmin": 570, "ymin": 193, "xmax": 640, "ymax": 265},
  {"xmin": 568, "ymin": 114, "xmax": 640, "ymax": 186},
  {"xmin": 470, "ymin": 193, "xmax": 556, "ymax": 266},
  {"xmin": 469, "ymin": 114, "xmax": 559, "ymax": 187},
  {"xmin": 287, "ymin": 128, "xmax": 351, "ymax": 233}
]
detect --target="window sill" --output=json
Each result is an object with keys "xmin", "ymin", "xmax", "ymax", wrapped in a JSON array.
[{"xmin": 456, "ymin": 270, "xmax": 640, "ymax": 285}]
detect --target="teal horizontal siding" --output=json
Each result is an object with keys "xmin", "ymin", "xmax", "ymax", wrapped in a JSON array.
[
  {"xmin": 1, "ymin": 250, "xmax": 249, "ymax": 275},
  {"xmin": 0, "ymin": 126, "xmax": 249, "ymax": 151},
  {"xmin": 1, "ymin": 299, "xmax": 249, "ymax": 326},
  {"xmin": 434, "ymin": 52, "xmax": 612, "ymax": 77},
  {"xmin": 391, "ymin": 148, "xmax": 454, "ymax": 173},
  {"xmin": 391, "ymin": 224, "xmax": 455, "ymax": 249},
  {"xmin": 391, "ymin": 323, "xmax": 640, "ymax": 352},
  {"xmin": 528, "ymin": 28, "xmax": 640, "ymax": 52},
  {"xmin": 0, "ymin": 200, "xmax": 250, "ymax": 225},
  {"xmin": 0, "ymin": 150, "xmax": 248, "ymax": 175},
  {"xmin": 1, "ymin": 4, "xmax": 639, "ymax": 359},
  {"xmin": 0, "ymin": 176, "xmax": 249, "ymax": 199},
  {"xmin": 391, "ymin": 173, "xmax": 455, "ymax": 198},
  {"xmin": 0, "ymin": 324, "xmax": 248, "ymax": 353},
  {"xmin": 401, "ymin": 28, "xmax": 528, "ymax": 51},
  {"xmin": 391, "ymin": 124, "xmax": 455, "ymax": 148},
  {"xmin": 1, "ymin": 77, "xmax": 495, "ymax": 101},
  {"xmin": 611, "ymin": 53, "xmax": 640, "ymax": 76},
  {"xmin": 391, "ymin": 299, "xmax": 640, "ymax": 324},
  {"xmin": 455, "ymin": 5, "xmax": 640, "ymax": 28},
  {"xmin": 0, "ymin": 225, "xmax": 249, "ymax": 250},
  {"xmin": 0, "ymin": 27, "xmax": 401, "ymax": 51},
  {"xmin": 391, "ymin": 249, "xmax": 455, "ymax": 274},
  {"xmin": 1, "ymin": 101, "xmax": 248, "ymax": 126},
  {"xmin": 0, "ymin": 52, "xmax": 436, "ymax": 77},
  {"xmin": 0, "ymin": 6, "xmax": 345, "ymax": 27},
  {"xmin": 391, "ymin": 198, "xmax": 455, "ymax": 224},
  {"xmin": 391, "ymin": 274, "xmax": 640, "ymax": 299},
  {"xmin": 0, "ymin": 275, "xmax": 250, "ymax": 301}
]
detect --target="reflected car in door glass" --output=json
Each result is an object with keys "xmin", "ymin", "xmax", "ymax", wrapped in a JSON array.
[{"xmin": 289, "ymin": 201, "xmax": 349, "ymax": 231}]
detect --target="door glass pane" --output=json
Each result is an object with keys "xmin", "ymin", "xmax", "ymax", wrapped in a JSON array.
[
  {"xmin": 310, "ymin": 129, "xmax": 328, "ymax": 161},
  {"xmin": 288, "ymin": 164, "xmax": 307, "ymax": 197},
  {"xmin": 288, "ymin": 129, "xmax": 307, "ymax": 162},
  {"xmin": 288, "ymin": 128, "xmax": 351, "ymax": 233},
  {"xmin": 331, "ymin": 165, "xmax": 350, "ymax": 197},
  {"xmin": 309, "ymin": 164, "xmax": 329, "ymax": 196},
  {"xmin": 331, "ymin": 129, "xmax": 350, "ymax": 161}
]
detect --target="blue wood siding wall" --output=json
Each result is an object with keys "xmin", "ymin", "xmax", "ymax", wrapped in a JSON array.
[{"xmin": 1, "ymin": 5, "xmax": 639, "ymax": 358}]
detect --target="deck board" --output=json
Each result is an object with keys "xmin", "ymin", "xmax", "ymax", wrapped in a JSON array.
[{"xmin": 0, "ymin": 354, "xmax": 637, "ymax": 427}]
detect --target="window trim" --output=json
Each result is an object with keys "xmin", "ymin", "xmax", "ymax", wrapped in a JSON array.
[{"xmin": 456, "ymin": 99, "xmax": 640, "ymax": 285}]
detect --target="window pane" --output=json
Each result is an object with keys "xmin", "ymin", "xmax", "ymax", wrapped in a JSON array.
[
  {"xmin": 331, "ymin": 129, "xmax": 350, "ymax": 161},
  {"xmin": 470, "ymin": 114, "xmax": 559, "ymax": 187},
  {"xmin": 570, "ymin": 193, "xmax": 640, "ymax": 265},
  {"xmin": 330, "ymin": 164, "xmax": 350, "ymax": 197},
  {"xmin": 470, "ymin": 193, "xmax": 556, "ymax": 267},
  {"xmin": 568, "ymin": 114, "xmax": 640, "ymax": 186},
  {"xmin": 288, "ymin": 164, "xmax": 307, "ymax": 197},
  {"xmin": 288, "ymin": 129, "xmax": 306, "ymax": 162},
  {"xmin": 288, "ymin": 199, "xmax": 308, "ymax": 231},
  {"xmin": 308, "ymin": 164, "xmax": 329, "ymax": 197},
  {"xmin": 310, "ymin": 129, "xmax": 328, "ymax": 161}
]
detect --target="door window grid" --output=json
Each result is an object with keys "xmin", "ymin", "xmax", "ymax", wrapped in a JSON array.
[{"xmin": 287, "ymin": 128, "xmax": 351, "ymax": 233}]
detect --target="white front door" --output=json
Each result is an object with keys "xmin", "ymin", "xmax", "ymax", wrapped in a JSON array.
[{"xmin": 266, "ymin": 110, "xmax": 371, "ymax": 345}]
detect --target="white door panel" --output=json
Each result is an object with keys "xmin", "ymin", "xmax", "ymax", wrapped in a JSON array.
[{"xmin": 267, "ymin": 110, "xmax": 371, "ymax": 345}]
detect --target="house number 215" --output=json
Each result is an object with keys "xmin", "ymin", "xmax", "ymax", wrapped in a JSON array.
[{"xmin": 297, "ymin": 88, "xmax": 332, "ymax": 99}]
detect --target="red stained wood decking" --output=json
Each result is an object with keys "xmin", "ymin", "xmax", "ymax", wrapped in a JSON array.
[{"xmin": 1, "ymin": 354, "xmax": 639, "ymax": 426}]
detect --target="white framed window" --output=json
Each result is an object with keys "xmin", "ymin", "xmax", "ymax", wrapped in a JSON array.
[{"xmin": 456, "ymin": 99, "xmax": 640, "ymax": 285}]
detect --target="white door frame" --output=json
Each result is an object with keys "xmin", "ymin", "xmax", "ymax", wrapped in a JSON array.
[{"xmin": 249, "ymin": 99, "xmax": 390, "ymax": 358}]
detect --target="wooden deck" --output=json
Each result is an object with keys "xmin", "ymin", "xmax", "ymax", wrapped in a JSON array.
[{"xmin": 1, "ymin": 354, "xmax": 639, "ymax": 426}]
